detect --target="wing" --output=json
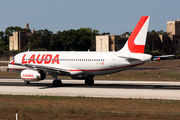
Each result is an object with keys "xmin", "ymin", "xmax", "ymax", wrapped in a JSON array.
[{"xmin": 10, "ymin": 62, "xmax": 83, "ymax": 75}]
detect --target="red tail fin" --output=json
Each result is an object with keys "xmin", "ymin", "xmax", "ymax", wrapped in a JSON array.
[{"xmin": 119, "ymin": 16, "xmax": 150, "ymax": 53}]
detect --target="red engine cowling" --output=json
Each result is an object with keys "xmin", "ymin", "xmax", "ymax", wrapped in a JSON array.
[{"xmin": 21, "ymin": 70, "xmax": 41, "ymax": 81}]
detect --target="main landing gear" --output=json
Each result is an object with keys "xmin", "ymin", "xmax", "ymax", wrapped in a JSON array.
[
  {"xmin": 51, "ymin": 73, "xmax": 95, "ymax": 87},
  {"xmin": 52, "ymin": 72, "xmax": 62, "ymax": 87},
  {"xmin": 85, "ymin": 75, "xmax": 94, "ymax": 85},
  {"xmin": 52, "ymin": 79, "xmax": 62, "ymax": 87}
]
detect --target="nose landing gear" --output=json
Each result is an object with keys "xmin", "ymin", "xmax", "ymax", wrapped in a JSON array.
[{"xmin": 24, "ymin": 81, "xmax": 30, "ymax": 85}]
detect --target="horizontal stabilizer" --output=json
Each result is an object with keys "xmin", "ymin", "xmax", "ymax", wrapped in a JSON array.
[
  {"xmin": 118, "ymin": 55, "xmax": 142, "ymax": 61},
  {"xmin": 153, "ymin": 55, "xmax": 175, "ymax": 61}
]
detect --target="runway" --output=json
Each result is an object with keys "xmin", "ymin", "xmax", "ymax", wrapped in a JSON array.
[{"xmin": 0, "ymin": 78, "xmax": 180, "ymax": 100}]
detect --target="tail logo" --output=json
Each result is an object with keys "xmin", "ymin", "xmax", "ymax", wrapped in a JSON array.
[{"xmin": 128, "ymin": 16, "xmax": 149, "ymax": 53}]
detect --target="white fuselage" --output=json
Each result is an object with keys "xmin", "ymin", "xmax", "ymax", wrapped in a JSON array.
[{"xmin": 8, "ymin": 51, "xmax": 152, "ymax": 76}]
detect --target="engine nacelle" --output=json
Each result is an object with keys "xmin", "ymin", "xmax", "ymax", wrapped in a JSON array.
[{"xmin": 21, "ymin": 70, "xmax": 43, "ymax": 81}]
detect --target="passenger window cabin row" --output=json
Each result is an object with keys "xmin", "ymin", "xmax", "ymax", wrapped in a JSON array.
[{"xmin": 22, "ymin": 58, "xmax": 105, "ymax": 62}]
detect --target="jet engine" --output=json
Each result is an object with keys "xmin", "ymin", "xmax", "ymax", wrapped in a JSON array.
[{"xmin": 21, "ymin": 70, "xmax": 46, "ymax": 81}]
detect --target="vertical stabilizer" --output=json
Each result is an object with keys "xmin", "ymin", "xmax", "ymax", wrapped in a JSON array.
[{"xmin": 119, "ymin": 16, "xmax": 150, "ymax": 53}]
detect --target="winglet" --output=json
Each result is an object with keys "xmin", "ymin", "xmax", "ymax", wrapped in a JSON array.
[{"xmin": 119, "ymin": 16, "xmax": 150, "ymax": 53}]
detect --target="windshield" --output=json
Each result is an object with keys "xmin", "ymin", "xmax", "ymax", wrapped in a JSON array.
[{"xmin": 11, "ymin": 57, "xmax": 15, "ymax": 61}]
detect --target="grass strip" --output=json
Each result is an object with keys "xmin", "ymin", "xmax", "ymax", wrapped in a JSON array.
[{"xmin": 0, "ymin": 94, "xmax": 180, "ymax": 120}]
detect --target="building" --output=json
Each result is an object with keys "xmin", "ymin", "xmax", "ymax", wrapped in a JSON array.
[
  {"xmin": 146, "ymin": 19, "xmax": 180, "ymax": 54},
  {"xmin": 96, "ymin": 35, "xmax": 127, "ymax": 51},
  {"xmin": 167, "ymin": 20, "xmax": 180, "ymax": 35},
  {"xmin": 9, "ymin": 23, "xmax": 33, "ymax": 51},
  {"xmin": 146, "ymin": 34, "xmax": 180, "ymax": 54},
  {"xmin": 9, "ymin": 31, "xmax": 26, "ymax": 51}
]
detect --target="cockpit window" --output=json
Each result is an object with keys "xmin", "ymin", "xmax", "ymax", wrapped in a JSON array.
[{"xmin": 12, "ymin": 57, "xmax": 15, "ymax": 61}]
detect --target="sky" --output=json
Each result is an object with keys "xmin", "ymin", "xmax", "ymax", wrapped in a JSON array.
[{"xmin": 0, "ymin": 0, "xmax": 179, "ymax": 35}]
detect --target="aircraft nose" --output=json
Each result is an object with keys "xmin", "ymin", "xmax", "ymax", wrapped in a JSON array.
[
  {"xmin": 10, "ymin": 60, "xmax": 15, "ymax": 66},
  {"xmin": 8, "ymin": 61, "xmax": 12, "ymax": 68},
  {"xmin": 8, "ymin": 58, "xmax": 15, "ymax": 69}
]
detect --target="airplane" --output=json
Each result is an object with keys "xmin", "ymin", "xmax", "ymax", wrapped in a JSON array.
[{"xmin": 8, "ymin": 16, "xmax": 152, "ymax": 87}]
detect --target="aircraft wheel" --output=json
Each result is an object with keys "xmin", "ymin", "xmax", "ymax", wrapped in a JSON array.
[
  {"xmin": 85, "ymin": 78, "xmax": 94, "ymax": 85},
  {"xmin": 24, "ymin": 81, "xmax": 30, "ymax": 85},
  {"xmin": 57, "ymin": 79, "xmax": 62, "ymax": 86},
  {"xmin": 52, "ymin": 79, "xmax": 62, "ymax": 87}
]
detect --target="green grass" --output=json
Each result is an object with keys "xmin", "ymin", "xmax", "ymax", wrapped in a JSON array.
[
  {"xmin": 0, "ymin": 95, "xmax": 180, "ymax": 119},
  {"xmin": 138, "ymin": 71, "xmax": 147, "ymax": 74},
  {"xmin": 1, "ymin": 95, "xmax": 180, "ymax": 119}
]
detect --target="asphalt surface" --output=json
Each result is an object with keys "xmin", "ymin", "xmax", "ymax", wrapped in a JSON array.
[{"xmin": 0, "ymin": 79, "xmax": 180, "ymax": 100}]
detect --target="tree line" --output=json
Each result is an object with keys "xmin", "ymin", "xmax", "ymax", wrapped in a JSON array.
[
  {"xmin": 0, "ymin": 26, "xmax": 169, "ymax": 58},
  {"xmin": 0, "ymin": 27, "xmax": 100, "ymax": 57},
  {"xmin": 121, "ymin": 30, "xmax": 168, "ymax": 37},
  {"xmin": 26, "ymin": 28, "xmax": 99, "ymax": 51}
]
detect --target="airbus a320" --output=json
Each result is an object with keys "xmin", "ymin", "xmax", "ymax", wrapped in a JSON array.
[{"xmin": 8, "ymin": 16, "xmax": 152, "ymax": 87}]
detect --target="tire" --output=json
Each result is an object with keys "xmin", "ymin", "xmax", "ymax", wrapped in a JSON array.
[
  {"xmin": 85, "ymin": 78, "xmax": 94, "ymax": 85},
  {"xmin": 24, "ymin": 81, "xmax": 30, "ymax": 85},
  {"xmin": 52, "ymin": 79, "xmax": 62, "ymax": 87}
]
